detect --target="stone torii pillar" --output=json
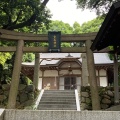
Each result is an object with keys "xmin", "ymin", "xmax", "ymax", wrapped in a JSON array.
[
  {"xmin": 7, "ymin": 40, "xmax": 24, "ymax": 109},
  {"xmin": 81, "ymin": 53, "xmax": 89, "ymax": 86},
  {"xmin": 86, "ymin": 40, "xmax": 101, "ymax": 110},
  {"xmin": 33, "ymin": 53, "xmax": 40, "ymax": 90}
]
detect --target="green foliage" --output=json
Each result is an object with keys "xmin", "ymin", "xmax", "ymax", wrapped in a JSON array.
[
  {"xmin": 0, "ymin": 0, "xmax": 51, "ymax": 67},
  {"xmin": 31, "ymin": 17, "xmax": 104, "ymax": 35},
  {"xmin": 0, "ymin": 0, "xmax": 51, "ymax": 30},
  {"xmin": 0, "ymin": 40, "xmax": 16, "ymax": 68},
  {"xmin": 22, "ymin": 53, "xmax": 35, "ymax": 62},
  {"xmin": 22, "ymin": 75, "xmax": 33, "ymax": 85},
  {"xmin": 0, "ymin": 0, "xmax": 52, "ymax": 82},
  {"xmin": 72, "ymin": 17, "xmax": 104, "ymax": 47},
  {"xmin": 73, "ymin": 22, "xmax": 82, "ymax": 34},
  {"xmin": 61, "ymin": 43, "xmax": 71, "ymax": 47},
  {"xmin": 76, "ymin": 0, "xmax": 119, "ymax": 15},
  {"xmin": 38, "ymin": 20, "xmax": 73, "ymax": 34},
  {"xmin": 0, "ymin": 52, "xmax": 11, "ymax": 66},
  {"xmin": 49, "ymin": 20, "xmax": 73, "ymax": 34},
  {"xmin": 80, "ymin": 16, "xmax": 104, "ymax": 33}
]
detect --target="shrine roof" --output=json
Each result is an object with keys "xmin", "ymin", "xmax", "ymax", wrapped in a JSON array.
[
  {"xmin": 91, "ymin": 1, "xmax": 120, "ymax": 51},
  {"xmin": 22, "ymin": 53, "xmax": 113, "ymax": 66}
]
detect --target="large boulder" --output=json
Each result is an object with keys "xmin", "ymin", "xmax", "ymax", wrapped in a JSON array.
[
  {"xmin": 2, "ymin": 84, "xmax": 10, "ymax": 91},
  {"xmin": 19, "ymin": 93, "xmax": 28, "ymax": 103},
  {"xmin": 101, "ymin": 104, "xmax": 109, "ymax": 109},
  {"xmin": 102, "ymin": 98, "xmax": 111, "ymax": 104},
  {"xmin": 0, "ymin": 95, "xmax": 7, "ymax": 102},
  {"xmin": 18, "ymin": 84, "xmax": 26, "ymax": 91},
  {"xmin": 23, "ymin": 100, "xmax": 34, "ymax": 106},
  {"xmin": 25, "ymin": 85, "xmax": 35, "ymax": 93},
  {"xmin": 81, "ymin": 92, "xmax": 89, "ymax": 97},
  {"xmin": 28, "ymin": 92, "xmax": 34, "ymax": 100},
  {"xmin": 106, "ymin": 90, "xmax": 114, "ymax": 97}
]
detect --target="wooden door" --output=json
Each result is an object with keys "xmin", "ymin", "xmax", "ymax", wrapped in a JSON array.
[{"xmin": 64, "ymin": 76, "xmax": 76, "ymax": 90}]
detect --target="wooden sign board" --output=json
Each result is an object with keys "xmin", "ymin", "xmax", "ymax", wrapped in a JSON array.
[{"xmin": 48, "ymin": 31, "xmax": 61, "ymax": 52}]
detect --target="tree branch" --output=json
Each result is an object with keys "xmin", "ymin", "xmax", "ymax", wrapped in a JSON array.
[
  {"xmin": 13, "ymin": 10, "xmax": 23, "ymax": 25},
  {"xmin": 42, "ymin": 0, "xmax": 49, "ymax": 6},
  {"xmin": 3, "ymin": 13, "xmax": 37, "ymax": 30},
  {"xmin": 3, "ymin": 0, "xmax": 50, "ymax": 30}
]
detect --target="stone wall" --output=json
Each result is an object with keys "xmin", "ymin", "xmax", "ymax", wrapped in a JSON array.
[
  {"xmin": 80, "ymin": 86, "xmax": 117, "ymax": 110},
  {"xmin": 4, "ymin": 110, "xmax": 120, "ymax": 120},
  {"xmin": 0, "ymin": 84, "xmax": 39, "ymax": 109}
]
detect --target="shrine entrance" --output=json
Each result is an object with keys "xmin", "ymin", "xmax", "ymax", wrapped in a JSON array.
[
  {"xmin": 0, "ymin": 29, "xmax": 107, "ymax": 109},
  {"xmin": 64, "ymin": 76, "xmax": 76, "ymax": 90}
]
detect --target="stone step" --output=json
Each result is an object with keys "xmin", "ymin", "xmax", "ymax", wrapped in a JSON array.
[
  {"xmin": 38, "ymin": 107, "xmax": 77, "ymax": 110},
  {"xmin": 42, "ymin": 94, "xmax": 75, "ymax": 97},
  {"xmin": 42, "ymin": 95, "xmax": 75, "ymax": 99},
  {"xmin": 37, "ymin": 90, "xmax": 77, "ymax": 110},
  {"xmin": 44, "ymin": 91, "xmax": 75, "ymax": 94},
  {"xmin": 44, "ymin": 90, "xmax": 74, "ymax": 92},
  {"xmin": 43, "ymin": 92, "xmax": 75, "ymax": 95},
  {"xmin": 39, "ymin": 101, "xmax": 76, "ymax": 104},
  {"xmin": 40, "ymin": 98, "xmax": 76, "ymax": 102},
  {"xmin": 40, "ymin": 98, "xmax": 75, "ymax": 102},
  {"xmin": 38, "ymin": 104, "xmax": 76, "ymax": 108}
]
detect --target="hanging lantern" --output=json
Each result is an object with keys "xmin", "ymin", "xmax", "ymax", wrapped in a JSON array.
[{"xmin": 48, "ymin": 31, "xmax": 61, "ymax": 52}]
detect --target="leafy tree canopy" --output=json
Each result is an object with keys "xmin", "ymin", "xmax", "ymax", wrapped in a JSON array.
[
  {"xmin": 80, "ymin": 16, "xmax": 104, "ymax": 33},
  {"xmin": 73, "ymin": 22, "xmax": 81, "ymax": 34},
  {"xmin": 0, "ymin": 0, "xmax": 51, "ymax": 30},
  {"xmin": 73, "ymin": 16, "xmax": 104, "ymax": 34},
  {"xmin": 0, "ymin": 0, "xmax": 51, "ymax": 67},
  {"xmin": 72, "ymin": 16, "xmax": 104, "ymax": 47},
  {"xmin": 38, "ymin": 20, "xmax": 73, "ymax": 34},
  {"xmin": 76, "ymin": 0, "xmax": 119, "ymax": 15}
]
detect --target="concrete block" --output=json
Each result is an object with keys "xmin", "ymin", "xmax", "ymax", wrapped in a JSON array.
[{"xmin": 4, "ymin": 110, "xmax": 120, "ymax": 120}]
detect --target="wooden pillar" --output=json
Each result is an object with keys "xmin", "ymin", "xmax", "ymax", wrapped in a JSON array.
[
  {"xmin": 98, "ymin": 69, "xmax": 100, "ymax": 86},
  {"xmin": 57, "ymin": 70, "xmax": 60, "ymax": 90},
  {"xmin": 42, "ymin": 70, "xmax": 44, "ymax": 89},
  {"xmin": 113, "ymin": 53, "xmax": 119, "ymax": 104},
  {"xmin": 7, "ymin": 40, "xmax": 24, "ymax": 109},
  {"xmin": 86, "ymin": 40, "xmax": 101, "ymax": 110},
  {"xmin": 33, "ymin": 53, "xmax": 40, "ymax": 89}
]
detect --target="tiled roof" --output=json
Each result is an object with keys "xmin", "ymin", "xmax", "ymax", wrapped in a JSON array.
[
  {"xmin": 93, "ymin": 53, "xmax": 113, "ymax": 64},
  {"xmin": 22, "ymin": 53, "xmax": 113, "ymax": 66},
  {"xmin": 40, "ymin": 53, "xmax": 81, "ymax": 59}
]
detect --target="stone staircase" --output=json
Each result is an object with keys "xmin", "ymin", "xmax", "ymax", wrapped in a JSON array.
[{"xmin": 37, "ymin": 90, "xmax": 77, "ymax": 110}]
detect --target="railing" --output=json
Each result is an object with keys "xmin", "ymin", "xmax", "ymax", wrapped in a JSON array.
[
  {"xmin": 34, "ymin": 89, "xmax": 44, "ymax": 109},
  {"xmin": 75, "ymin": 89, "xmax": 80, "ymax": 111}
]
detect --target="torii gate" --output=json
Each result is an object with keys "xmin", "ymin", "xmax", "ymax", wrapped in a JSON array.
[{"xmin": 0, "ymin": 29, "xmax": 110, "ymax": 110}]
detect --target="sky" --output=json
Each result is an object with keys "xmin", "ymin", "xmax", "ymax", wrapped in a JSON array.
[{"xmin": 47, "ymin": 0, "xmax": 97, "ymax": 26}]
